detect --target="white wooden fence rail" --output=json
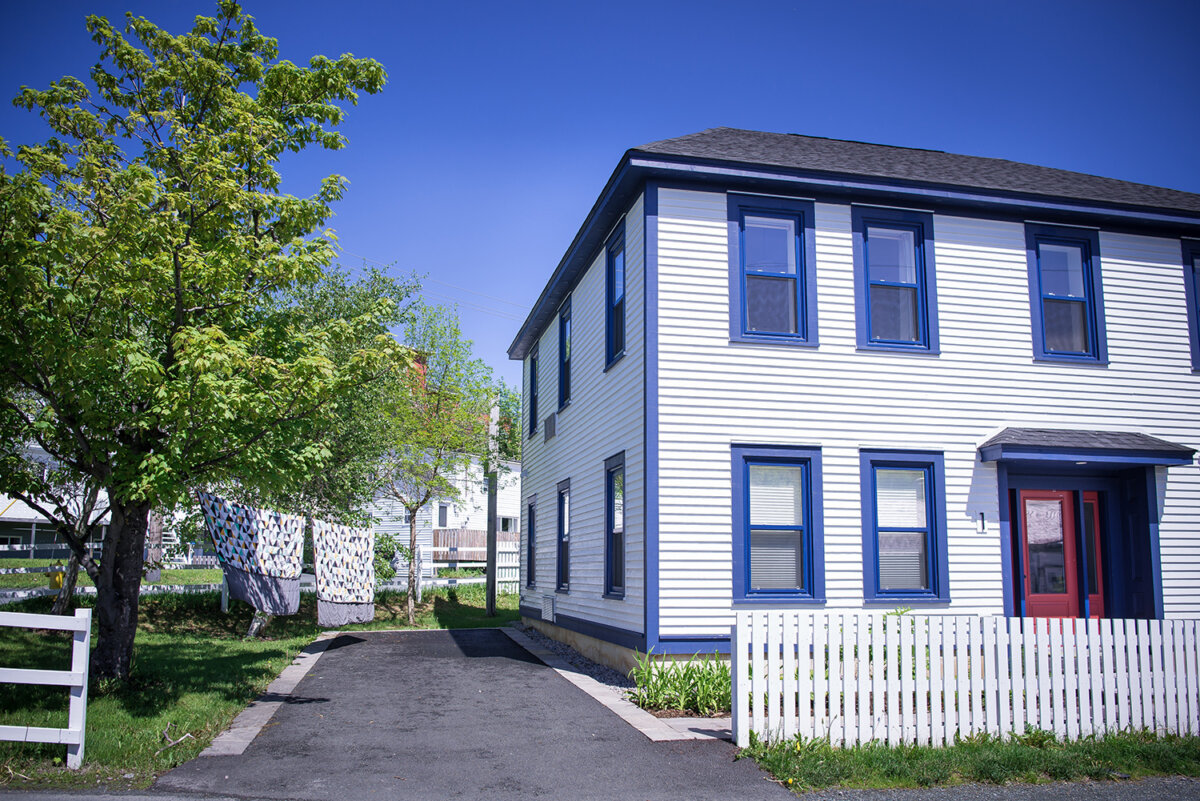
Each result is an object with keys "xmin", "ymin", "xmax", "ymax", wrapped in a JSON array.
[
  {"xmin": 0, "ymin": 608, "xmax": 91, "ymax": 767},
  {"xmin": 732, "ymin": 611, "xmax": 1200, "ymax": 748}
]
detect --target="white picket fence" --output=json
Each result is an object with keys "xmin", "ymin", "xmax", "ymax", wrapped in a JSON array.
[
  {"xmin": 0, "ymin": 608, "xmax": 91, "ymax": 767},
  {"xmin": 732, "ymin": 611, "xmax": 1200, "ymax": 748}
]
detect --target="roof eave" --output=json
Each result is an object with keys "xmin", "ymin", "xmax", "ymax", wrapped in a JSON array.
[{"xmin": 508, "ymin": 149, "xmax": 1200, "ymax": 362}]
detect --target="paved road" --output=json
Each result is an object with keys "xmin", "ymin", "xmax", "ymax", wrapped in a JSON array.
[{"xmin": 154, "ymin": 628, "xmax": 790, "ymax": 801}]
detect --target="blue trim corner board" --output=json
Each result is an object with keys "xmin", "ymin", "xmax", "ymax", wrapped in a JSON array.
[{"xmin": 643, "ymin": 180, "xmax": 662, "ymax": 653}]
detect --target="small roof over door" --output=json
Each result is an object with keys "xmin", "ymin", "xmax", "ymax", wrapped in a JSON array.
[{"xmin": 978, "ymin": 428, "xmax": 1195, "ymax": 467}]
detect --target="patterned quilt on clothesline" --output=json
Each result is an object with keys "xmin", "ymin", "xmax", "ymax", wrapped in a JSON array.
[
  {"xmin": 197, "ymin": 491, "xmax": 304, "ymax": 579},
  {"xmin": 313, "ymin": 520, "xmax": 375, "ymax": 604}
]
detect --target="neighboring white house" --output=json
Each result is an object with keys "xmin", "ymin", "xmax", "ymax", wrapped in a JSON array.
[
  {"xmin": 370, "ymin": 457, "xmax": 522, "ymax": 579},
  {"xmin": 508, "ymin": 127, "xmax": 1200, "ymax": 671}
]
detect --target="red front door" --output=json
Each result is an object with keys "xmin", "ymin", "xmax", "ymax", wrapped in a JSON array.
[
  {"xmin": 1019, "ymin": 490, "xmax": 1080, "ymax": 618},
  {"xmin": 1080, "ymin": 491, "xmax": 1105, "ymax": 618}
]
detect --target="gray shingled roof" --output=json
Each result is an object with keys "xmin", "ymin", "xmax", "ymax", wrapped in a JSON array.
[
  {"xmin": 980, "ymin": 428, "xmax": 1195, "ymax": 456},
  {"xmin": 634, "ymin": 128, "xmax": 1200, "ymax": 214}
]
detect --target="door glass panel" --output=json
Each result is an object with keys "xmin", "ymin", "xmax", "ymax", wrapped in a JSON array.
[
  {"xmin": 1082, "ymin": 500, "xmax": 1098, "ymax": 593},
  {"xmin": 1025, "ymin": 499, "xmax": 1066, "ymax": 594}
]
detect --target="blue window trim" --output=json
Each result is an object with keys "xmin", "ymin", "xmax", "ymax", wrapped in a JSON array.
[
  {"xmin": 527, "ymin": 346, "xmax": 539, "ymax": 439},
  {"xmin": 1183, "ymin": 239, "xmax": 1200, "ymax": 372},
  {"xmin": 1025, "ymin": 223, "xmax": 1108, "ymax": 364},
  {"xmin": 851, "ymin": 206, "xmax": 940, "ymax": 354},
  {"xmin": 727, "ymin": 194, "xmax": 819, "ymax": 346},
  {"xmin": 525, "ymin": 498, "xmax": 536, "ymax": 588},
  {"xmin": 556, "ymin": 478, "xmax": 570, "ymax": 592},
  {"xmin": 558, "ymin": 296, "xmax": 571, "ymax": 409},
  {"xmin": 605, "ymin": 223, "xmax": 626, "ymax": 369},
  {"xmin": 860, "ymin": 449, "xmax": 950, "ymax": 604},
  {"xmin": 604, "ymin": 452, "xmax": 625, "ymax": 599},
  {"xmin": 730, "ymin": 444, "xmax": 825, "ymax": 604}
]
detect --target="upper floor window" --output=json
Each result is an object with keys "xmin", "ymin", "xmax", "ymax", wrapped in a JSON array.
[
  {"xmin": 606, "ymin": 225, "xmax": 626, "ymax": 368},
  {"xmin": 528, "ymin": 347, "xmax": 539, "ymax": 438},
  {"xmin": 860, "ymin": 450, "xmax": 949, "ymax": 603},
  {"xmin": 852, "ymin": 206, "xmax": 939, "ymax": 353},
  {"xmin": 438, "ymin": 504, "xmax": 449, "ymax": 529},
  {"xmin": 727, "ymin": 194, "xmax": 818, "ymax": 345},
  {"xmin": 730, "ymin": 444, "xmax": 825, "ymax": 603},
  {"xmin": 1025, "ymin": 224, "xmax": 1107, "ymax": 364},
  {"xmin": 604, "ymin": 452, "xmax": 625, "ymax": 598},
  {"xmin": 1183, "ymin": 240, "xmax": 1200, "ymax": 372},
  {"xmin": 558, "ymin": 297, "xmax": 571, "ymax": 408}
]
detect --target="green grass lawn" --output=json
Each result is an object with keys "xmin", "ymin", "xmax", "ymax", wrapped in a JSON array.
[
  {"xmin": 743, "ymin": 730, "xmax": 1200, "ymax": 792},
  {"xmin": 0, "ymin": 585, "xmax": 518, "ymax": 789},
  {"xmin": 0, "ymin": 560, "xmax": 224, "ymax": 590}
]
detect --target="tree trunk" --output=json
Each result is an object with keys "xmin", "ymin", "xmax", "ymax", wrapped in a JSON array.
[
  {"xmin": 89, "ymin": 499, "xmax": 151, "ymax": 681},
  {"xmin": 50, "ymin": 552, "xmax": 80, "ymax": 616},
  {"xmin": 407, "ymin": 511, "xmax": 417, "ymax": 626}
]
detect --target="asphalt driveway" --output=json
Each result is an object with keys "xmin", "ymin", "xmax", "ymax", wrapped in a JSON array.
[{"xmin": 155, "ymin": 628, "xmax": 790, "ymax": 801}]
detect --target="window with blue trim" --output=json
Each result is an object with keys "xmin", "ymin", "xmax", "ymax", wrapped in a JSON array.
[
  {"xmin": 1025, "ymin": 224, "xmax": 1107, "ymax": 363},
  {"xmin": 727, "ymin": 194, "xmax": 818, "ymax": 345},
  {"xmin": 731, "ymin": 445, "xmax": 824, "ymax": 603},
  {"xmin": 606, "ymin": 226, "xmax": 625, "ymax": 367},
  {"xmin": 860, "ymin": 450, "xmax": 949, "ymax": 603},
  {"xmin": 556, "ymin": 479, "xmax": 570, "ymax": 591},
  {"xmin": 852, "ymin": 206, "xmax": 939, "ymax": 353},
  {"xmin": 604, "ymin": 452, "xmax": 625, "ymax": 597},
  {"xmin": 1183, "ymin": 240, "xmax": 1200, "ymax": 371},
  {"xmin": 527, "ymin": 347, "xmax": 539, "ymax": 438},
  {"xmin": 525, "ymin": 499, "xmax": 536, "ymax": 588},
  {"xmin": 558, "ymin": 297, "xmax": 571, "ymax": 408}
]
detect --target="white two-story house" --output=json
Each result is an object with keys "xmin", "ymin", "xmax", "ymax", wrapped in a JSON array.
[{"xmin": 508, "ymin": 128, "xmax": 1200, "ymax": 671}]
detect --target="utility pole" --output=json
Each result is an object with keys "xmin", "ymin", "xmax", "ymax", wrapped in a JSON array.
[{"xmin": 485, "ymin": 404, "xmax": 499, "ymax": 617}]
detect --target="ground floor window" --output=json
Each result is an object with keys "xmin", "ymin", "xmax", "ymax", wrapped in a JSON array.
[
  {"xmin": 731, "ymin": 444, "xmax": 824, "ymax": 603},
  {"xmin": 604, "ymin": 452, "xmax": 625, "ymax": 598},
  {"xmin": 860, "ymin": 450, "xmax": 949, "ymax": 603},
  {"xmin": 556, "ymin": 480, "xmax": 570, "ymax": 591}
]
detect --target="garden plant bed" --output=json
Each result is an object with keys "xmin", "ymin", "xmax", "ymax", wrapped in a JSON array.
[{"xmin": 0, "ymin": 585, "xmax": 518, "ymax": 789}]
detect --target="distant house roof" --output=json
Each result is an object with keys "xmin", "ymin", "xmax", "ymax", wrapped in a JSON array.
[
  {"xmin": 509, "ymin": 129, "xmax": 1200, "ymax": 360},
  {"xmin": 978, "ymin": 428, "xmax": 1195, "ymax": 465},
  {"xmin": 635, "ymin": 128, "xmax": 1200, "ymax": 215}
]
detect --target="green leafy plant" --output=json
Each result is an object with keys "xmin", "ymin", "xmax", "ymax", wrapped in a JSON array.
[{"xmin": 628, "ymin": 651, "xmax": 731, "ymax": 715}]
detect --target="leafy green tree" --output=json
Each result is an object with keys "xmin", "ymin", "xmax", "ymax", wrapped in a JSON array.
[
  {"xmin": 0, "ymin": 2, "xmax": 395, "ymax": 680},
  {"xmin": 377, "ymin": 302, "xmax": 494, "ymax": 625},
  {"xmin": 495, "ymin": 380, "xmax": 521, "ymax": 463}
]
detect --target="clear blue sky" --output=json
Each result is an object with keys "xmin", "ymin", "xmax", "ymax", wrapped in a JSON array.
[{"xmin": 3, "ymin": 0, "xmax": 1198, "ymax": 388}]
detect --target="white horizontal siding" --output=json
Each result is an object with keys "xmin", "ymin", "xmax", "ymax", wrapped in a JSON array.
[
  {"xmin": 519, "ymin": 194, "xmax": 645, "ymax": 635},
  {"xmin": 655, "ymin": 187, "xmax": 1200, "ymax": 639}
]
